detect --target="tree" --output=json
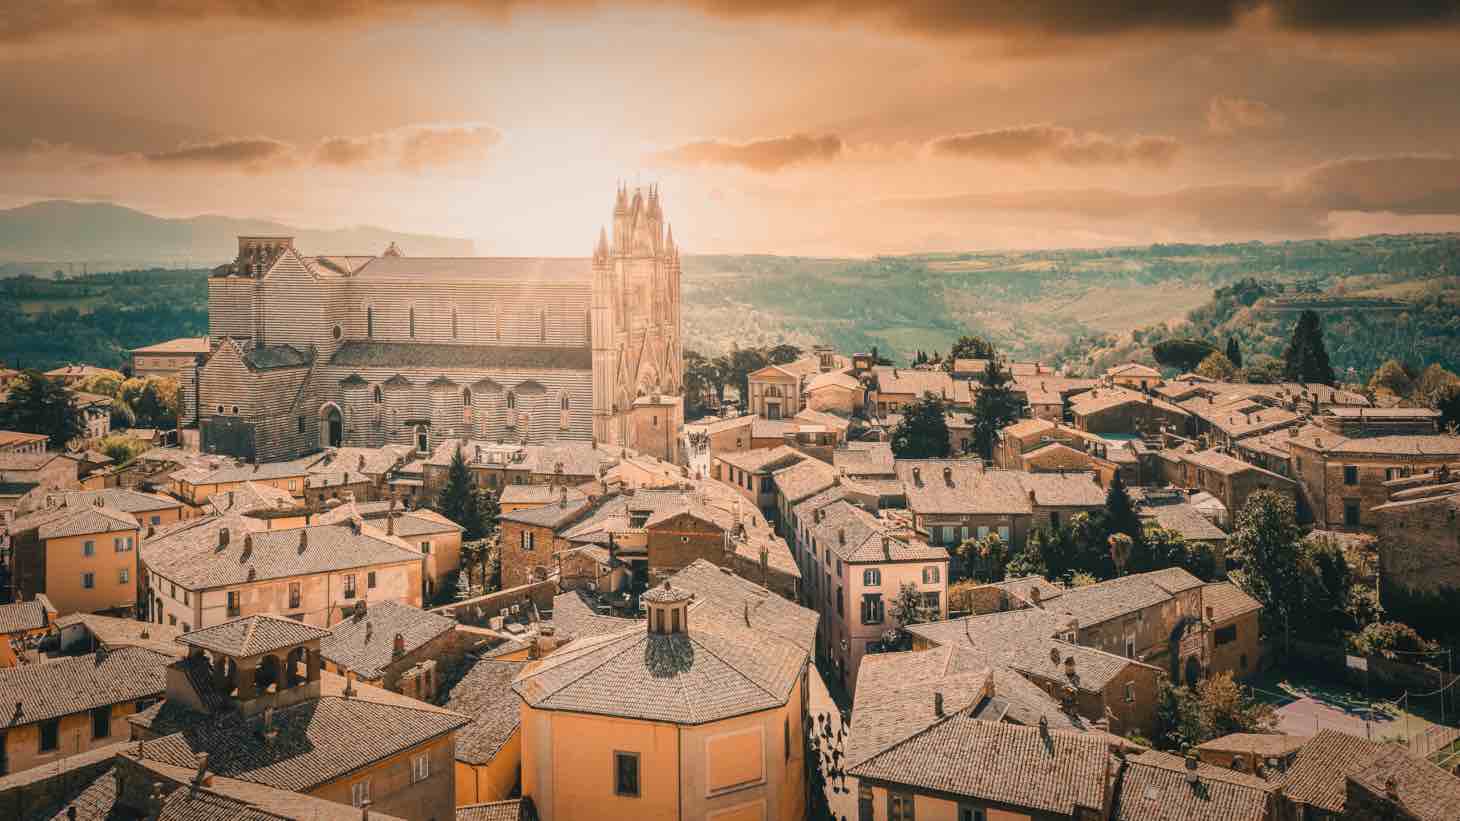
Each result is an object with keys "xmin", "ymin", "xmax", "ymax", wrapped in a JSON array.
[
  {"xmin": 970, "ymin": 359, "xmax": 1025, "ymax": 460},
  {"xmin": 1347, "ymin": 621, "xmax": 1436, "ymax": 657},
  {"xmin": 1228, "ymin": 490, "xmax": 1306, "ymax": 652},
  {"xmin": 957, "ymin": 533, "xmax": 1008, "ymax": 582},
  {"xmin": 948, "ymin": 335, "xmax": 996, "ymax": 364},
  {"xmin": 683, "ymin": 350, "xmax": 724, "ymax": 418},
  {"xmin": 117, "ymin": 376, "xmax": 180, "ymax": 427},
  {"xmin": 1156, "ymin": 672, "xmax": 1277, "ymax": 752},
  {"xmin": 1006, "ymin": 530, "xmax": 1049, "ymax": 579},
  {"xmin": 1108, "ymin": 533, "xmax": 1134, "ymax": 577},
  {"xmin": 1241, "ymin": 356, "xmax": 1284, "ymax": 385},
  {"xmin": 766, "ymin": 343, "xmax": 802, "ymax": 365},
  {"xmin": 1104, "ymin": 472, "xmax": 1142, "ymax": 544},
  {"xmin": 474, "ymin": 486, "xmax": 501, "ymax": 544},
  {"xmin": 1141, "ymin": 524, "xmax": 1216, "ymax": 581},
  {"xmin": 1368, "ymin": 359, "xmax": 1415, "ymax": 398},
  {"xmin": 75, "ymin": 370, "xmax": 124, "ymax": 398},
  {"xmin": 1435, "ymin": 382, "xmax": 1460, "ymax": 432},
  {"xmin": 0, "ymin": 371, "xmax": 82, "ymax": 447},
  {"xmin": 1305, "ymin": 535, "xmax": 1355, "ymax": 637},
  {"xmin": 1415, "ymin": 364, "xmax": 1460, "ymax": 404},
  {"xmin": 1225, "ymin": 336, "xmax": 1243, "ymax": 369},
  {"xmin": 1281, "ymin": 309, "xmax": 1336, "ymax": 385},
  {"xmin": 96, "ymin": 434, "xmax": 148, "ymax": 465},
  {"xmin": 435, "ymin": 446, "xmax": 481, "ymax": 537},
  {"xmin": 890, "ymin": 581, "xmax": 931, "ymax": 627},
  {"xmin": 890, "ymin": 394, "xmax": 951, "ymax": 459},
  {"xmin": 1195, "ymin": 352, "xmax": 1238, "ymax": 382},
  {"xmin": 1152, "ymin": 338, "xmax": 1218, "ymax": 373}
]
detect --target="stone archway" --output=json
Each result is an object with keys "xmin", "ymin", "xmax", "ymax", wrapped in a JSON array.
[{"xmin": 319, "ymin": 402, "xmax": 344, "ymax": 449}]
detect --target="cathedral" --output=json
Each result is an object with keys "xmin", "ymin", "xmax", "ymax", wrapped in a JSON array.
[{"xmin": 184, "ymin": 186, "xmax": 684, "ymax": 464}]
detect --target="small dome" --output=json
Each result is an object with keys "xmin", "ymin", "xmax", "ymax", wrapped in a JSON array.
[{"xmin": 642, "ymin": 579, "xmax": 692, "ymax": 605}]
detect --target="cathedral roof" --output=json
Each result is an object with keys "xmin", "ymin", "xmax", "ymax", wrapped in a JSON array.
[
  {"xmin": 330, "ymin": 341, "xmax": 592, "ymax": 372},
  {"xmin": 243, "ymin": 344, "xmax": 313, "ymax": 371},
  {"xmin": 351, "ymin": 256, "xmax": 593, "ymax": 283}
]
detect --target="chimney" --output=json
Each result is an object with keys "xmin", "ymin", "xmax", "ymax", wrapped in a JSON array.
[
  {"xmin": 392, "ymin": 632, "xmax": 406, "ymax": 658},
  {"xmin": 1064, "ymin": 655, "xmax": 1076, "ymax": 678},
  {"xmin": 190, "ymin": 752, "xmax": 209, "ymax": 785},
  {"xmin": 299, "ymin": 529, "xmax": 308, "ymax": 551},
  {"xmin": 1185, "ymin": 753, "xmax": 1200, "ymax": 786},
  {"xmin": 1028, "ymin": 488, "xmax": 1037, "ymax": 506},
  {"xmin": 882, "ymin": 537, "xmax": 891, "ymax": 558},
  {"xmin": 1030, "ymin": 585, "xmax": 1042, "ymax": 605},
  {"xmin": 838, "ymin": 528, "xmax": 845, "ymax": 546},
  {"xmin": 343, "ymin": 670, "xmax": 356, "ymax": 697},
  {"xmin": 218, "ymin": 528, "xmax": 230, "ymax": 550},
  {"xmin": 912, "ymin": 466, "xmax": 922, "ymax": 485},
  {"xmin": 933, "ymin": 691, "xmax": 945, "ymax": 717},
  {"xmin": 386, "ymin": 513, "xmax": 395, "ymax": 536},
  {"xmin": 943, "ymin": 465, "xmax": 953, "ymax": 485},
  {"xmin": 365, "ymin": 622, "xmax": 374, "ymax": 641}
]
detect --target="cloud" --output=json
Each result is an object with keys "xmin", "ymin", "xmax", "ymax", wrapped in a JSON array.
[
  {"xmin": 1206, "ymin": 96, "xmax": 1285, "ymax": 134},
  {"xmin": 929, "ymin": 126, "xmax": 1181, "ymax": 168},
  {"xmin": 5, "ymin": 2, "xmax": 1458, "ymax": 44},
  {"xmin": 1284, "ymin": 155, "xmax": 1460, "ymax": 214},
  {"xmin": 315, "ymin": 135, "xmax": 391, "ymax": 168},
  {"xmin": 141, "ymin": 138, "xmax": 296, "ymax": 172},
  {"xmin": 397, "ymin": 124, "xmax": 501, "ymax": 171},
  {"xmin": 651, "ymin": 134, "xmax": 843, "ymax": 173}
]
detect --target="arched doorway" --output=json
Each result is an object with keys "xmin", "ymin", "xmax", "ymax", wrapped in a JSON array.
[{"xmin": 320, "ymin": 403, "xmax": 343, "ymax": 448}]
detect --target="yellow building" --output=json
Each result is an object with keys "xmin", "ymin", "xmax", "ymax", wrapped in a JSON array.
[
  {"xmin": 514, "ymin": 559, "xmax": 817, "ymax": 821},
  {"xmin": 446, "ymin": 657, "xmax": 528, "ymax": 806},
  {"xmin": 0, "ymin": 645, "xmax": 170, "ymax": 777},
  {"xmin": 7, "ymin": 501, "xmax": 141, "ymax": 618},
  {"xmin": 127, "ymin": 614, "xmax": 469, "ymax": 821}
]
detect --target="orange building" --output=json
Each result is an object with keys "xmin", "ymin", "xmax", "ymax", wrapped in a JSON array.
[{"xmin": 7, "ymin": 501, "xmax": 141, "ymax": 618}]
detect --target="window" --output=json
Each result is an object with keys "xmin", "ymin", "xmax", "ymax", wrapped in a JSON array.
[
  {"xmin": 1344, "ymin": 499, "xmax": 1361, "ymax": 528},
  {"xmin": 115, "ymin": 536, "xmax": 133, "ymax": 552},
  {"xmin": 150, "ymin": 515, "xmax": 161, "ymax": 526},
  {"xmin": 82, "ymin": 540, "xmax": 94, "ymax": 557},
  {"xmin": 863, "ymin": 568, "xmax": 881, "ymax": 586},
  {"xmin": 561, "ymin": 395, "xmax": 570, "ymax": 411},
  {"xmin": 420, "ymin": 540, "xmax": 432, "ymax": 555},
  {"xmin": 835, "ymin": 559, "xmax": 843, "ymax": 578},
  {"xmin": 169, "ymin": 615, "xmax": 178, "ymax": 626},
  {"xmin": 231, "ymin": 405, "xmax": 239, "ymax": 415},
  {"xmin": 614, "ymin": 751, "xmax": 640, "ymax": 797},
  {"xmin": 922, "ymin": 566, "xmax": 940, "ymax": 585},
  {"xmin": 373, "ymin": 385, "xmax": 383, "ymax": 404},
  {"xmin": 351, "ymin": 780, "xmax": 371, "ymax": 808},
  {"xmin": 785, "ymin": 717, "xmax": 791, "ymax": 762},
  {"xmin": 836, "ymin": 589, "xmax": 844, "ymax": 617},
  {"xmin": 1125, "ymin": 637, "xmax": 1136, "ymax": 658},
  {"xmin": 298, "ymin": 415, "xmax": 306, "ymax": 434},
  {"xmin": 451, "ymin": 308, "xmax": 459, "ymax": 340},
  {"xmin": 289, "ymin": 582, "xmax": 301, "ymax": 610},
  {"xmin": 343, "ymin": 574, "xmax": 357, "ymax": 599},
  {"xmin": 861, "ymin": 593, "xmax": 884, "ymax": 625},
  {"xmin": 958, "ymin": 808, "xmax": 987, "ymax": 821},
  {"xmin": 1124, "ymin": 682, "xmax": 1136, "ymax": 703},
  {"xmin": 412, "ymin": 753, "xmax": 430, "ymax": 783},
  {"xmin": 941, "ymin": 525, "xmax": 955, "ymax": 545},
  {"xmin": 288, "ymin": 479, "xmax": 298, "ymax": 491},
  {"xmin": 523, "ymin": 531, "xmax": 535, "ymax": 551},
  {"xmin": 367, "ymin": 571, "xmax": 377, "ymax": 589},
  {"xmin": 183, "ymin": 591, "xmax": 189, "ymax": 605},
  {"xmin": 976, "ymin": 525, "xmax": 989, "ymax": 540},
  {"xmin": 889, "ymin": 792, "xmax": 916, "ymax": 821},
  {"xmin": 119, "ymin": 568, "xmax": 130, "ymax": 584},
  {"xmin": 227, "ymin": 591, "xmax": 240, "ymax": 617},
  {"xmin": 332, "ymin": 323, "xmax": 342, "ymax": 340},
  {"xmin": 91, "ymin": 706, "xmax": 111, "ymax": 739},
  {"xmin": 182, "ymin": 623, "xmax": 190, "ymax": 632},
  {"xmin": 366, "ymin": 306, "xmax": 375, "ymax": 338},
  {"xmin": 1050, "ymin": 511, "xmax": 1061, "ymax": 530},
  {"xmin": 82, "ymin": 572, "xmax": 95, "ymax": 589},
  {"xmin": 507, "ymin": 391, "xmax": 516, "ymax": 410},
  {"xmin": 1215, "ymin": 624, "xmax": 1238, "ymax": 646},
  {"xmin": 409, "ymin": 306, "xmax": 417, "ymax": 338},
  {"xmin": 1343, "ymin": 465, "xmax": 1360, "ymax": 485},
  {"xmin": 859, "ymin": 785, "xmax": 875, "ymax": 821},
  {"xmin": 997, "ymin": 525, "xmax": 1010, "ymax": 542},
  {"xmin": 39, "ymin": 719, "xmax": 60, "ymax": 753}
]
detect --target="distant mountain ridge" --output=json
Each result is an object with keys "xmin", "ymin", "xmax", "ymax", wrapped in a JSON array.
[{"xmin": 0, "ymin": 200, "xmax": 473, "ymax": 273}]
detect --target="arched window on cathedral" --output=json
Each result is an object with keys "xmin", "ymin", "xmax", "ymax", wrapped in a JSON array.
[
  {"xmin": 559, "ymin": 393, "xmax": 570, "ymax": 430},
  {"xmin": 462, "ymin": 388, "xmax": 473, "ymax": 425},
  {"xmin": 539, "ymin": 309, "xmax": 547, "ymax": 343},
  {"xmin": 372, "ymin": 385, "xmax": 383, "ymax": 404},
  {"xmin": 366, "ymin": 305, "xmax": 375, "ymax": 339},
  {"xmin": 451, "ymin": 307, "xmax": 459, "ymax": 340},
  {"xmin": 414, "ymin": 425, "xmax": 429, "ymax": 455},
  {"xmin": 409, "ymin": 306, "xmax": 417, "ymax": 339},
  {"xmin": 506, "ymin": 391, "xmax": 518, "ymax": 428}
]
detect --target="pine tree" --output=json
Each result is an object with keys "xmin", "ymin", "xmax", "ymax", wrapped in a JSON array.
[
  {"xmin": 1225, "ymin": 336, "xmax": 1243, "ymax": 369},
  {"xmin": 474, "ymin": 486, "xmax": 501, "ymax": 543},
  {"xmin": 1104, "ymin": 471, "xmax": 1142, "ymax": 545},
  {"xmin": 970, "ymin": 359, "xmax": 1025, "ymax": 460},
  {"xmin": 890, "ymin": 394, "xmax": 951, "ymax": 459},
  {"xmin": 435, "ymin": 445, "xmax": 479, "ymax": 536},
  {"xmin": 0, "ymin": 371, "xmax": 82, "ymax": 448},
  {"xmin": 1281, "ymin": 310, "xmax": 1336, "ymax": 385}
]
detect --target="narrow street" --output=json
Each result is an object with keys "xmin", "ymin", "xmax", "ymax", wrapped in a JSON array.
[{"xmin": 808, "ymin": 659, "xmax": 857, "ymax": 821}]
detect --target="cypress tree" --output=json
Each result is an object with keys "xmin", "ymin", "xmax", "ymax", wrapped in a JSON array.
[
  {"xmin": 971, "ymin": 360, "xmax": 1025, "ymax": 460},
  {"xmin": 435, "ymin": 445, "xmax": 479, "ymax": 536},
  {"xmin": 1281, "ymin": 310, "xmax": 1335, "ymax": 385},
  {"xmin": 890, "ymin": 394, "xmax": 952, "ymax": 459},
  {"xmin": 1103, "ymin": 471, "xmax": 1142, "ymax": 544},
  {"xmin": 1225, "ymin": 336, "xmax": 1243, "ymax": 369}
]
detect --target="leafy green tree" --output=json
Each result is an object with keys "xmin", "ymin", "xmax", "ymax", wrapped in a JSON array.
[
  {"xmin": 1306, "ymin": 535, "xmax": 1355, "ymax": 637},
  {"xmin": 1152, "ymin": 338, "xmax": 1218, "ymax": 373},
  {"xmin": 683, "ymin": 350, "xmax": 724, "ymax": 418},
  {"xmin": 970, "ymin": 360, "xmax": 1025, "ymax": 459},
  {"xmin": 1435, "ymin": 382, "xmax": 1460, "ymax": 432},
  {"xmin": 1141, "ymin": 524, "xmax": 1216, "ymax": 581},
  {"xmin": 948, "ymin": 335, "xmax": 996, "ymax": 364},
  {"xmin": 1006, "ymin": 530, "xmax": 1049, "ymax": 579},
  {"xmin": 1068, "ymin": 571, "xmax": 1098, "ymax": 588},
  {"xmin": 474, "ymin": 486, "xmax": 501, "ymax": 543},
  {"xmin": 1415, "ymin": 364, "xmax": 1460, "ymax": 403},
  {"xmin": 1368, "ymin": 359, "xmax": 1415, "ymax": 398},
  {"xmin": 766, "ymin": 343, "xmax": 802, "ymax": 365},
  {"xmin": 1347, "ymin": 621, "xmax": 1436, "ymax": 657},
  {"xmin": 1241, "ymin": 357, "xmax": 1285, "ymax": 385},
  {"xmin": 117, "ymin": 376, "xmax": 180, "ymax": 427},
  {"xmin": 0, "ymin": 371, "xmax": 82, "ymax": 447},
  {"xmin": 1229, "ymin": 490, "xmax": 1306, "ymax": 651},
  {"xmin": 76, "ymin": 370, "xmax": 125, "ymax": 398},
  {"xmin": 890, "ymin": 394, "xmax": 951, "ymax": 459},
  {"xmin": 1155, "ymin": 672, "xmax": 1277, "ymax": 752},
  {"xmin": 96, "ymin": 434, "xmax": 148, "ymax": 465},
  {"xmin": 1195, "ymin": 352, "xmax": 1238, "ymax": 381},
  {"xmin": 1225, "ymin": 336, "xmax": 1243, "ymax": 369},
  {"xmin": 957, "ymin": 533, "xmax": 1007, "ymax": 582},
  {"xmin": 890, "ymin": 581, "xmax": 932, "ymax": 627},
  {"xmin": 1281, "ymin": 309, "xmax": 1336, "ymax": 385}
]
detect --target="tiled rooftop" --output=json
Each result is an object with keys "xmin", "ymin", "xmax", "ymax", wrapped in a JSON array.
[
  {"xmin": 442, "ymin": 659, "xmax": 526, "ymax": 766},
  {"xmin": 0, "ymin": 647, "xmax": 170, "ymax": 727},
  {"xmin": 179, "ymin": 615, "xmax": 333, "ymax": 658},
  {"xmin": 320, "ymin": 600, "xmax": 457, "ymax": 680},
  {"xmin": 1113, "ymin": 749, "xmax": 1274, "ymax": 821}
]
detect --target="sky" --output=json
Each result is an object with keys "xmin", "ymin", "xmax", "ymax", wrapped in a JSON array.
[{"xmin": 3, "ymin": 1, "xmax": 1460, "ymax": 256}]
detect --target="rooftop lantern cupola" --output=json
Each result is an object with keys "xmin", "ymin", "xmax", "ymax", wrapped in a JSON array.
[{"xmin": 642, "ymin": 580, "xmax": 693, "ymax": 636}]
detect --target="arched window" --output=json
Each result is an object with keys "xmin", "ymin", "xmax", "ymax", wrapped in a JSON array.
[
  {"xmin": 506, "ymin": 391, "xmax": 516, "ymax": 410},
  {"xmin": 451, "ymin": 307, "xmax": 459, "ymax": 340},
  {"xmin": 409, "ymin": 306, "xmax": 417, "ymax": 339},
  {"xmin": 372, "ymin": 385, "xmax": 383, "ymax": 404},
  {"xmin": 462, "ymin": 388, "xmax": 473, "ymax": 423},
  {"xmin": 560, "ymin": 394, "xmax": 570, "ymax": 411},
  {"xmin": 539, "ymin": 309, "xmax": 547, "ymax": 343},
  {"xmin": 414, "ymin": 425, "xmax": 429, "ymax": 454},
  {"xmin": 366, "ymin": 305, "xmax": 375, "ymax": 338},
  {"xmin": 863, "ymin": 568, "xmax": 881, "ymax": 586}
]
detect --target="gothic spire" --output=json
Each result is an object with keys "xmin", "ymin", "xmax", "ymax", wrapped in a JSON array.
[
  {"xmin": 595, "ymin": 226, "xmax": 609, "ymax": 259},
  {"xmin": 664, "ymin": 223, "xmax": 674, "ymax": 254},
  {"xmin": 614, "ymin": 183, "xmax": 627, "ymax": 214}
]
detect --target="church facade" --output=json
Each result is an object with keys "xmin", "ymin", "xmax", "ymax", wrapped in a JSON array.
[{"xmin": 183, "ymin": 186, "xmax": 683, "ymax": 464}]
